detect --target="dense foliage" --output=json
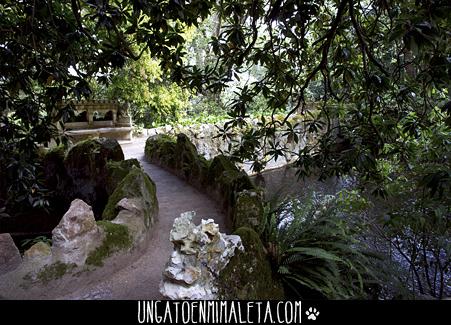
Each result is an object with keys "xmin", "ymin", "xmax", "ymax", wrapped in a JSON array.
[
  {"xmin": 0, "ymin": 0, "xmax": 214, "ymax": 209},
  {"xmin": 2, "ymin": 1, "xmax": 450, "ymax": 205},
  {"xmin": 0, "ymin": 0, "xmax": 450, "ymax": 299},
  {"xmin": 265, "ymin": 191, "xmax": 384, "ymax": 299},
  {"xmin": 198, "ymin": 1, "xmax": 451, "ymax": 185},
  {"xmin": 90, "ymin": 53, "xmax": 191, "ymax": 127}
]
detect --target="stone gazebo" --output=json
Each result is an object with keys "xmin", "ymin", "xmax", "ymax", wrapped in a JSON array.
[{"xmin": 64, "ymin": 100, "xmax": 133, "ymax": 142}]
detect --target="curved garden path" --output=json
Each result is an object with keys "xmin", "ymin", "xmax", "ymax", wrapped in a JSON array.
[
  {"xmin": 59, "ymin": 136, "xmax": 226, "ymax": 299},
  {"xmin": 0, "ymin": 136, "xmax": 225, "ymax": 299}
]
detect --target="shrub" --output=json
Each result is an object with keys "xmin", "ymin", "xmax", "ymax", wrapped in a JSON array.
[{"xmin": 265, "ymin": 191, "xmax": 386, "ymax": 299}]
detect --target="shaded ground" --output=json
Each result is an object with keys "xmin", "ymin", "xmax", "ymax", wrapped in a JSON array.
[{"xmin": 0, "ymin": 136, "xmax": 225, "ymax": 299}]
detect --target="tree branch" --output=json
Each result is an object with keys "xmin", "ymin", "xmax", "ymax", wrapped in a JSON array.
[
  {"xmin": 282, "ymin": 0, "xmax": 349, "ymax": 125},
  {"xmin": 349, "ymin": 0, "xmax": 389, "ymax": 76}
]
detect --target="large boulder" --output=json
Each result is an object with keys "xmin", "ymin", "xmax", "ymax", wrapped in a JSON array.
[
  {"xmin": 111, "ymin": 198, "xmax": 149, "ymax": 243},
  {"xmin": 217, "ymin": 227, "xmax": 285, "ymax": 299},
  {"xmin": 64, "ymin": 137, "xmax": 124, "ymax": 217},
  {"xmin": 102, "ymin": 167, "xmax": 158, "ymax": 227},
  {"xmin": 160, "ymin": 211, "xmax": 243, "ymax": 300},
  {"xmin": 52, "ymin": 199, "xmax": 103, "ymax": 266},
  {"xmin": 0, "ymin": 233, "xmax": 22, "ymax": 275},
  {"xmin": 106, "ymin": 159, "xmax": 141, "ymax": 195},
  {"xmin": 145, "ymin": 134, "xmax": 177, "ymax": 169}
]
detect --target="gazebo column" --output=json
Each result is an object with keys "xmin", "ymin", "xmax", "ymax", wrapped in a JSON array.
[
  {"xmin": 87, "ymin": 107, "xmax": 94, "ymax": 125},
  {"xmin": 112, "ymin": 108, "xmax": 117, "ymax": 125}
]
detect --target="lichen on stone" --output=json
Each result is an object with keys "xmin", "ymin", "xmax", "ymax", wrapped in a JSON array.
[
  {"xmin": 217, "ymin": 227, "xmax": 285, "ymax": 299},
  {"xmin": 233, "ymin": 190, "xmax": 265, "ymax": 234},
  {"xmin": 85, "ymin": 221, "xmax": 132, "ymax": 267},
  {"xmin": 24, "ymin": 241, "xmax": 52, "ymax": 261}
]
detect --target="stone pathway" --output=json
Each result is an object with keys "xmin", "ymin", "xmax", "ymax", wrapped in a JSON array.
[
  {"xmin": 59, "ymin": 136, "xmax": 226, "ymax": 299},
  {"xmin": 0, "ymin": 136, "xmax": 226, "ymax": 300}
]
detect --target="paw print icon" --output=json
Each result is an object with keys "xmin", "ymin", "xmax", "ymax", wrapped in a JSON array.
[{"xmin": 305, "ymin": 307, "xmax": 320, "ymax": 320}]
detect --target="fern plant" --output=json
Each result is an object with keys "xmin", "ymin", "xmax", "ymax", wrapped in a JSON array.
[{"xmin": 267, "ymin": 191, "xmax": 385, "ymax": 299}]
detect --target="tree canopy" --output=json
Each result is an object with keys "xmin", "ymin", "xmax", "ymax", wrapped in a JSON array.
[
  {"xmin": 0, "ymin": 0, "xmax": 214, "ymax": 208},
  {"xmin": 192, "ymin": 0, "xmax": 450, "ymax": 193},
  {"xmin": 1, "ymin": 0, "xmax": 450, "ymax": 208}
]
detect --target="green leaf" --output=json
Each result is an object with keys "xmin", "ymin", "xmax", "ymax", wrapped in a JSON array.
[{"xmin": 285, "ymin": 247, "xmax": 344, "ymax": 262}]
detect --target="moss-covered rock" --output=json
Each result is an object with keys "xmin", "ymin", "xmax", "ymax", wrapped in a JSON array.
[
  {"xmin": 106, "ymin": 159, "xmax": 140, "ymax": 195},
  {"xmin": 174, "ymin": 134, "xmax": 210, "ymax": 185},
  {"xmin": 145, "ymin": 133, "xmax": 210, "ymax": 187},
  {"xmin": 207, "ymin": 155, "xmax": 255, "ymax": 214},
  {"xmin": 217, "ymin": 227, "xmax": 284, "ymax": 299},
  {"xmin": 85, "ymin": 220, "xmax": 132, "ymax": 267},
  {"xmin": 102, "ymin": 167, "xmax": 158, "ymax": 226},
  {"xmin": 233, "ymin": 190, "xmax": 265, "ymax": 234},
  {"xmin": 145, "ymin": 134, "xmax": 177, "ymax": 169},
  {"xmin": 37, "ymin": 261, "xmax": 76, "ymax": 284},
  {"xmin": 112, "ymin": 198, "xmax": 149, "ymax": 243},
  {"xmin": 207, "ymin": 154, "xmax": 239, "ymax": 183},
  {"xmin": 64, "ymin": 138, "xmax": 124, "ymax": 179},
  {"xmin": 174, "ymin": 133, "xmax": 198, "ymax": 170},
  {"xmin": 63, "ymin": 137, "xmax": 124, "ymax": 217},
  {"xmin": 208, "ymin": 155, "xmax": 254, "ymax": 193}
]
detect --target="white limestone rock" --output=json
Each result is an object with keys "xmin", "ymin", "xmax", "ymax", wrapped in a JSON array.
[
  {"xmin": 51, "ymin": 199, "xmax": 103, "ymax": 266},
  {"xmin": 160, "ymin": 281, "xmax": 216, "ymax": 300},
  {"xmin": 160, "ymin": 211, "xmax": 244, "ymax": 300}
]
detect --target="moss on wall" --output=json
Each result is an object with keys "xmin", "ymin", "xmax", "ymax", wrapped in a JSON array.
[
  {"xmin": 217, "ymin": 227, "xmax": 284, "ymax": 299},
  {"xmin": 233, "ymin": 190, "xmax": 265, "ymax": 234},
  {"xmin": 145, "ymin": 134, "xmax": 177, "ymax": 169},
  {"xmin": 106, "ymin": 159, "xmax": 141, "ymax": 195},
  {"xmin": 102, "ymin": 167, "xmax": 158, "ymax": 225},
  {"xmin": 85, "ymin": 221, "xmax": 132, "ymax": 267},
  {"xmin": 36, "ymin": 261, "xmax": 76, "ymax": 284},
  {"xmin": 143, "ymin": 133, "xmax": 283, "ymax": 299},
  {"xmin": 144, "ymin": 134, "xmax": 258, "ymax": 224}
]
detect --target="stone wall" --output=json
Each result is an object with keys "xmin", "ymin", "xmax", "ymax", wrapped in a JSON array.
[
  {"xmin": 145, "ymin": 133, "xmax": 255, "ymax": 225},
  {"xmin": 145, "ymin": 134, "xmax": 285, "ymax": 299},
  {"xmin": 143, "ymin": 114, "xmax": 307, "ymax": 174}
]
